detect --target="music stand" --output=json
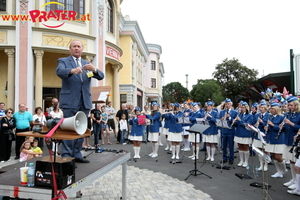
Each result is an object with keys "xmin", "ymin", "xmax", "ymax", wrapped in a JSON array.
[
  {"xmin": 213, "ymin": 120, "xmax": 235, "ymax": 172},
  {"xmin": 185, "ymin": 124, "xmax": 212, "ymax": 180}
]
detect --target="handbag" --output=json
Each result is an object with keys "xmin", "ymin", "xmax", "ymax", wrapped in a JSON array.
[
  {"xmin": 7, "ymin": 130, "xmax": 15, "ymax": 141},
  {"xmin": 32, "ymin": 124, "xmax": 42, "ymax": 132}
]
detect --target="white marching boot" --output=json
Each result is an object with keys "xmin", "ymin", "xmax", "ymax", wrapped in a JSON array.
[
  {"xmin": 258, "ymin": 155, "xmax": 264, "ymax": 171},
  {"xmin": 271, "ymin": 160, "xmax": 283, "ymax": 178},
  {"xmin": 211, "ymin": 147, "xmax": 216, "ymax": 162},
  {"xmin": 238, "ymin": 151, "xmax": 244, "ymax": 167},
  {"xmin": 206, "ymin": 146, "xmax": 211, "ymax": 161},
  {"xmin": 242, "ymin": 151, "xmax": 250, "ymax": 167},
  {"xmin": 171, "ymin": 145, "xmax": 176, "ymax": 159}
]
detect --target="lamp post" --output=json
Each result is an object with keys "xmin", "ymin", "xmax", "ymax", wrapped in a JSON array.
[{"xmin": 185, "ymin": 74, "xmax": 188, "ymax": 89}]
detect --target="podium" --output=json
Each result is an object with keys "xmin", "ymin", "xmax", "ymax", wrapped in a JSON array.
[
  {"xmin": 185, "ymin": 124, "xmax": 212, "ymax": 180},
  {"xmin": 16, "ymin": 126, "xmax": 91, "ymax": 199}
]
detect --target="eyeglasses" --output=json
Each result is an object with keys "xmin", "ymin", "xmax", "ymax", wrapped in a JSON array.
[{"xmin": 7, "ymin": 112, "xmax": 12, "ymax": 114}]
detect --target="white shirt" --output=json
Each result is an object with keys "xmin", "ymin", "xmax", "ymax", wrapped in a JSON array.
[
  {"xmin": 119, "ymin": 119, "xmax": 128, "ymax": 131},
  {"xmin": 73, "ymin": 56, "xmax": 82, "ymax": 67},
  {"xmin": 33, "ymin": 114, "xmax": 47, "ymax": 126},
  {"xmin": 50, "ymin": 110, "xmax": 63, "ymax": 118}
]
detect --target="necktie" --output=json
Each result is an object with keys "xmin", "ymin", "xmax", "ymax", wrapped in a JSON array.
[{"xmin": 76, "ymin": 58, "xmax": 83, "ymax": 82}]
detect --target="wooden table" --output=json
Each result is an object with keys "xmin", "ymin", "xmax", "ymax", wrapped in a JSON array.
[{"xmin": 16, "ymin": 126, "xmax": 91, "ymax": 140}]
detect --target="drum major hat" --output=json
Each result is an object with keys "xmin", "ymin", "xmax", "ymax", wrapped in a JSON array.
[
  {"xmin": 174, "ymin": 102, "xmax": 180, "ymax": 107},
  {"xmin": 241, "ymin": 102, "xmax": 248, "ymax": 106},
  {"xmin": 287, "ymin": 96, "xmax": 298, "ymax": 103},
  {"xmin": 206, "ymin": 101, "xmax": 214, "ymax": 106},
  {"xmin": 225, "ymin": 98, "xmax": 232, "ymax": 103},
  {"xmin": 259, "ymin": 101, "xmax": 267, "ymax": 106},
  {"xmin": 252, "ymin": 102, "xmax": 258, "ymax": 108},
  {"xmin": 270, "ymin": 102, "xmax": 281, "ymax": 107},
  {"xmin": 191, "ymin": 102, "xmax": 197, "ymax": 107},
  {"xmin": 152, "ymin": 102, "xmax": 158, "ymax": 107}
]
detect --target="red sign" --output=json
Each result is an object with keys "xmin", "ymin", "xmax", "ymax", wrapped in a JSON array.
[{"xmin": 106, "ymin": 46, "xmax": 120, "ymax": 61}]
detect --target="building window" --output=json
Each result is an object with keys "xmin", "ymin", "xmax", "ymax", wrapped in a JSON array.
[
  {"xmin": 0, "ymin": 0, "xmax": 6, "ymax": 11},
  {"xmin": 107, "ymin": 0, "xmax": 114, "ymax": 33},
  {"xmin": 151, "ymin": 78, "xmax": 156, "ymax": 88},
  {"xmin": 151, "ymin": 61, "xmax": 156, "ymax": 70},
  {"xmin": 46, "ymin": 0, "xmax": 85, "ymax": 18},
  {"xmin": 120, "ymin": 94, "xmax": 127, "ymax": 105}
]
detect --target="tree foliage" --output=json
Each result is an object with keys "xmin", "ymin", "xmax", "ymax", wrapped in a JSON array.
[
  {"xmin": 212, "ymin": 58, "xmax": 258, "ymax": 101},
  {"xmin": 190, "ymin": 79, "xmax": 224, "ymax": 105},
  {"xmin": 162, "ymin": 82, "xmax": 190, "ymax": 103}
]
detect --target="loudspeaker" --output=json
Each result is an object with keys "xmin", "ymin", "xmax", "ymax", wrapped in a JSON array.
[
  {"xmin": 47, "ymin": 111, "xmax": 87, "ymax": 135},
  {"xmin": 61, "ymin": 111, "xmax": 87, "ymax": 135}
]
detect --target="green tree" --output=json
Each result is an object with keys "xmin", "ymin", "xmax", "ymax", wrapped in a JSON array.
[
  {"xmin": 162, "ymin": 82, "xmax": 190, "ymax": 103},
  {"xmin": 190, "ymin": 79, "xmax": 224, "ymax": 106},
  {"xmin": 212, "ymin": 58, "xmax": 258, "ymax": 102}
]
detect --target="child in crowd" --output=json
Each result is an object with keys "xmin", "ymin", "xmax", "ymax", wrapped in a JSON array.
[
  {"xmin": 119, "ymin": 114, "xmax": 128, "ymax": 145},
  {"xmin": 31, "ymin": 139, "xmax": 43, "ymax": 156},
  {"xmin": 19, "ymin": 141, "xmax": 41, "ymax": 162},
  {"xmin": 101, "ymin": 105, "xmax": 112, "ymax": 144},
  {"xmin": 25, "ymin": 136, "xmax": 35, "ymax": 144},
  {"xmin": 129, "ymin": 107, "xmax": 144, "ymax": 159}
]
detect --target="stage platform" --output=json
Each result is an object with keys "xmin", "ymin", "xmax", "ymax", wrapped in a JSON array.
[{"xmin": 0, "ymin": 151, "xmax": 130, "ymax": 199}]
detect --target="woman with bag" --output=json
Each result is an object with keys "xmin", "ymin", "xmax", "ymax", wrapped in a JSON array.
[{"xmin": 0, "ymin": 108, "xmax": 16, "ymax": 162}]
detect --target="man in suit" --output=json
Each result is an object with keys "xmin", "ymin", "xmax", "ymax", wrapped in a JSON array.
[{"xmin": 56, "ymin": 40, "xmax": 104, "ymax": 163}]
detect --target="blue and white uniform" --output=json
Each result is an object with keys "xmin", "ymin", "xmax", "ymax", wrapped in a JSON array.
[
  {"xmin": 219, "ymin": 100, "xmax": 238, "ymax": 162},
  {"xmin": 146, "ymin": 102, "xmax": 161, "ymax": 158}
]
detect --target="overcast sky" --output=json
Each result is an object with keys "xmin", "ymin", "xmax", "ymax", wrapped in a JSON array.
[{"xmin": 121, "ymin": 0, "xmax": 300, "ymax": 91}]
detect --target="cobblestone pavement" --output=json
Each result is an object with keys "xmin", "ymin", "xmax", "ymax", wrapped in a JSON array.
[{"xmin": 67, "ymin": 165, "xmax": 212, "ymax": 200}]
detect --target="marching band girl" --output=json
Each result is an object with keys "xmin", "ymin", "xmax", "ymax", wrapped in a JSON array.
[
  {"xmin": 281, "ymin": 100, "xmax": 288, "ymax": 114},
  {"xmin": 167, "ymin": 103, "xmax": 183, "ymax": 159},
  {"xmin": 288, "ymin": 130, "xmax": 300, "ymax": 195},
  {"xmin": 281, "ymin": 96, "xmax": 300, "ymax": 190},
  {"xmin": 128, "ymin": 107, "xmax": 144, "ymax": 159},
  {"xmin": 202, "ymin": 101, "xmax": 218, "ymax": 162},
  {"xmin": 182, "ymin": 102, "xmax": 192, "ymax": 151},
  {"xmin": 219, "ymin": 98, "xmax": 237, "ymax": 164},
  {"xmin": 158, "ymin": 104, "xmax": 164, "ymax": 147},
  {"xmin": 162, "ymin": 103, "xmax": 173, "ymax": 151},
  {"xmin": 234, "ymin": 102, "xmax": 253, "ymax": 167},
  {"xmin": 187, "ymin": 102, "xmax": 204, "ymax": 160},
  {"xmin": 146, "ymin": 102, "xmax": 161, "ymax": 158},
  {"xmin": 264, "ymin": 102, "xmax": 286, "ymax": 178},
  {"xmin": 253, "ymin": 101, "xmax": 270, "ymax": 171}
]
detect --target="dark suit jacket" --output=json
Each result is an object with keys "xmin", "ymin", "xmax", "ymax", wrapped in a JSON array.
[{"xmin": 56, "ymin": 55, "xmax": 104, "ymax": 110}]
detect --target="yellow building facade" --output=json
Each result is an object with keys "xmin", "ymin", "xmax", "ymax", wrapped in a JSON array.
[
  {"xmin": 0, "ymin": 0, "xmax": 163, "ymax": 113},
  {"xmin": 0, "ymin": 0, "xmax": 124, "ymax": 112}
]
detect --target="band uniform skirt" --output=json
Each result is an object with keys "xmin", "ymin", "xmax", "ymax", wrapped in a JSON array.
[
  {"xmin": 203, "ymin": 134, "xmax": 218, "ymax": 143},
  {"xmin": 162, "ymin": 127, "xmax": 169, "ymax": 136},
  {"xmin": 264, "ymin": 143, "xmax": 284, "ymax": 154},
  {"xmin": 282, "ymin": 145, "xmax": 296, "ymax": 162},
  {"xmin": 169, "ymin": 132, "xmax": 183, "ymax": 142},
  {"xmin": 188, "ymin": 132, "xmax": 200, "ymax": 143},
  {"xmin": 182, "ymin": 126, "xmax": 190, "ymax": 136},
  {"xmin": 129, "ymin": 135, "xmax": 143, "ymax": 141},
  {"xmin": 148, "ymin": 132, "xmax": 159, "ymax": 142},
  {"xmin": 234, "ymin": 136, "xmax": 252, "ymax": 145},
  {"xmin": 253, "ymin": 138, "xmax": 263, "ymax": 149}
]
